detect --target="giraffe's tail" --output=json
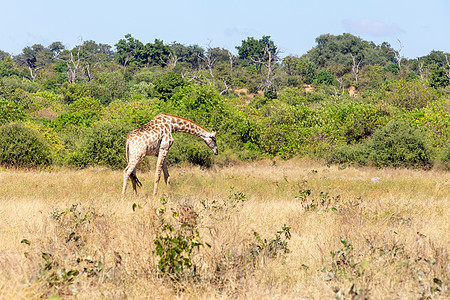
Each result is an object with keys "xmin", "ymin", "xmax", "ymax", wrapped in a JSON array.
[
  {"xmin": 125, "ymin": 140, "xmax": 130, "ymax": 163},
  {"xmin": 130, "ymin": 173, "xmax": 142, "ymax": 187},
  {"xmin": 125, "ymin": 140, "xmax": 142, "ymax": 188}
]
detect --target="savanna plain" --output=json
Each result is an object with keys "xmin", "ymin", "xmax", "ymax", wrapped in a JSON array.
[{"xmin": 0, "ymin": 159, "xmax": 448, "ymax": 299}]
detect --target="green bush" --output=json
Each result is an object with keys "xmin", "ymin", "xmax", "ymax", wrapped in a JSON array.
[
  {"xmin": 151, "ymin": 72, "xmax": 186, "ymax": 101},
  {"xmin": 314, "ymin": 70, "xmax": 334, "ymax": 85},
  {"xmin": 367, "ymin": 121, "xmax": 434, "ymax": 168},
  {"xmin": 382, "ymin": 79, "xmax": 438, "ymax": 110},
  {"xmin": 167, "ymin": 134, "xmax": 214, "ymax": 167},
  {"xmin": 0, "ymin": 99, "xmax": 26, "ymax": 124},
  {"xmin": 323, "ymin": 102, "xmax": 390, "ymax": 144},
  {"xmin": 437, "ymin": 143, "xmax": 450, "ymax": 170},
  {"xmin": 0, "ymin": 122, "xmax": 52, "ymax": 167},
  {"xmin": 327, "ymin": 143, "xmax": 369, "ymax": 166},
  {"xmin": 329, "ymin": 121, "xmax": 434, "ymax": 168},
  {"xmin": 69, "ymin": 121, "xmax": 131, "ymax": 169}
]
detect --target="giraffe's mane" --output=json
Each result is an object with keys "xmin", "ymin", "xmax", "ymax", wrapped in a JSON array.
[{"xmin": 158, "ymin": 113, "xmax": 209, "ymax": 132}]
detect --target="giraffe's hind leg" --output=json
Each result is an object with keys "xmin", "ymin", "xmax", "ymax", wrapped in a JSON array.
[
  {"xmin": 162, "ymin": 160, "xmax": 171, "ymax": 195},
  {"xmin": 122, "ymin": 156, "xmax": 144, "ymax": 195}
]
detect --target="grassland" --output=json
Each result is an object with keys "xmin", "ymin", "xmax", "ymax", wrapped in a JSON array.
[{"xmin": 0, "ymin": 159, "xmax": 448, "ymax": 299}]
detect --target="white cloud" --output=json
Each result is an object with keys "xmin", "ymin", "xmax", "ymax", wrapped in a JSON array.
[
  {"xmin": 223, "ymin": 27, "xmax": 249, "ymax": 37},
  {"xmin": 343, "ymin": 19, "xmax": 405, "ymax": 37}
]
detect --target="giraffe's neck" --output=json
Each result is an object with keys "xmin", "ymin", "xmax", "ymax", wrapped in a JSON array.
[{"xmin": 162, "ymin": 114, "xmax": 210, "ymax": 137}]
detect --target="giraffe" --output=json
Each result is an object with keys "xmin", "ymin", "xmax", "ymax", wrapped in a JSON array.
[{"xmin": 122, "ymin": 113, "xmax": 218, "ymax": 196}]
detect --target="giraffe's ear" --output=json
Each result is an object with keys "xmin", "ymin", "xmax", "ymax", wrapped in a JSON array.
[{"xmin": 211, "ymin": 131, "xmax": 217, "ymax": 137}]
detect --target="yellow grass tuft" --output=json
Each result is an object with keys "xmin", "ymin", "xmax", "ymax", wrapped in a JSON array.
[{"xmin": 0, "ymin": 159, "xmax": 448, "ymax": 299}]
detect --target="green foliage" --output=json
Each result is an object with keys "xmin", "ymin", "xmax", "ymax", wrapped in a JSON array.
[
  {"xmin": 329, "ymin": 121, "xmax": 434, "ymax": 168},
  {"xmin": 382, "ymin": 79, "xmax": 438, "ymax": 110},
  {"xmin": 69, "ymin": 121, "xmax": 131, "ymax": 169},
  {"xmin": 90, "ymin": 71, "xmax": 127, "ymax": 105},
  {"xmin": 168, "ymin": 134, "xmax": 214, "ymax": 167},
  {"xmin": 397, "ymin": 98, "xmax": 450, "ymax": 147},
  {"xmin": 151, "ymin": 72, "xmax": 186, "ymax": 101},
  {"xmin": 383, "ymin": 62, "xmax": 399, "ymax": 75},
  {"xmin": 153, "ymin": 200, "xmax": 206, "ymax": 280},
  {"xmin": 23, "ymin": 204, "xmax": 103, "ymax": 296},
  {"xmin": 29, "ymin": 90, "xmax": 65, "ymax": 116},
  {"xmin": 249, "ymin": 225, "xmax": 291, "ymax": 262},
  {"xmin": 367, "ymin": 121, "xmax": 434, "ymax": 168},
  {"xmin": 162, "ymin": 84, "xmax": 227, "ymax": 131},
  {"xmin": 324, "ymin": 102, "xmax": 390, "ymax": 144},
  {"xmin": 0, "ymin": 122, "xmax": 52, "ymax": 167},
  {"xmin": 103, "ymin": 98, "xmax": 158, "ymax": 128},
  {"xmin": 314, "ymin": 69, "xmax": 334, "ymax": 85},
  {"xmin": 0, "ymin": 98, "xmax": 26, "ymax": 124},
  {"xmin": 438, "ymin": 143, "xmax": 450, "ymax": 170},
  {"xmin": 327, "ymin": 143, "xmax": 369, "ymax": 166},
  {"xmin": 58, "ymin": 82, "xmax": 93, "ymax": 104},
  {"xmin": 49, "ymin": 97, "xmax": 103, "ymax": 131},
  {"xmin": 429, "ymin": 66, "xmax": 450, "ymax": 89}
]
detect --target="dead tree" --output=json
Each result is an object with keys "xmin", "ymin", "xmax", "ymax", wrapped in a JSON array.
[
  {"xmin": 83, "ymin": 55, "xmax": 100, "ymax": 82},
  {"xmin": 250, "ymin": 44, "xmax": 279, "ymax": 91},
  {"xmin": 199, "ymin": 43, "xmax": 217, "ymax": 87},
  {"xmin": 220, "ymin": 77, "xmax": 234, "ymax": 95},
  {"xmin": 333, "ymin": 78, "xmax": 345, "ymax": 96},
  {"xmin": 418, "ymin": 61, "xmax": 425, "ymax": 81},
  {"xmin": 349, "ymin": 53, "xmax": 363, "ymax": 83},
  {"xmin": 25, "ymin": 58, "xmax": 41, "ymax": 81},
  {"xmin": 443, "ymin": 54, "xmax": 450, "ymax": 81},
  {"xmin": 390, "ymin": 39, "xmax": 404, "ymax": 70},
  {"xmin": 160, "ymin": 52, "xmax": 183, "ymax": 70},
  {"xmin": 228, "ymin": 51, "xmax": 234, "ymax": 75}
]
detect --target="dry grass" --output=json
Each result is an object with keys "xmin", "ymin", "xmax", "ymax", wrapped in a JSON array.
[{"xmin": 0, "ymin": 159, "xmax": 448, "ymax": 299}]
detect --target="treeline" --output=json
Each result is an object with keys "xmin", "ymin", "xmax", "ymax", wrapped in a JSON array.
[{"xmin": 0, "ymin": 33, "xmax": 449, "ymax": 169}]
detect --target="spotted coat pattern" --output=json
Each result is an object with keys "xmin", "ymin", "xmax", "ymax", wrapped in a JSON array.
[{"xmin": 122, "ymin": 113, "xmax": 218, "ymax": 196}]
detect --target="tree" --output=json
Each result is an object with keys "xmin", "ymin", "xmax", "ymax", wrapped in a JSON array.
[
  {"xmin": 115, "ymin": 34, "xmax": 144, "ymax": 73},
  {"xmin": 170, "ymin": 43, "xmax": 204, "ymax": 71},
  {"xmin": 15, "ymin": 44, "xmax": 54, "ymax": 81},
  {"xmin": 236, "ymin": 36, "xmax": 278, "ymax": 71},
  {"xmin": 349, "ymin": 53, "xmax": 363, "ymax": 82},
  {"xmin": 390, "ymin": 39, "xmax": 404, "ymax": 70},
  {"xmin": 236, "ymin": 36, "xmax": 279, "ymax": 90},
  {"xmin": 142, "ymin": 39, "xmax": 172, "ymax": 68}
]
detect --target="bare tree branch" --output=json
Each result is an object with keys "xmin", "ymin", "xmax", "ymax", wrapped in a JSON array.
[
  {"xmin": 349, "ymin": 53, "xmax": 363, "ymax": 83},
  {"xmin": 389, "ymin": 39, "xmax": 404, "ymax": 70},
  {"xmin": 249, "ymin": 44, "xmax": 279, "ymax": 90}
]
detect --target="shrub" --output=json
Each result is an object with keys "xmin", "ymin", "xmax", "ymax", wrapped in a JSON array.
[
  {"xmin": 0, "ymin": 99, "xmax": 26, "ymax": 124},
  {"xmin": 382, "ymin": 79, "xmax": 439, "ymax": 110},
  {"xmin": 367, "ymin": 121, "xmax": 433, "ymax": 168},
  {"xmin": 69, "ymin": 121, "xmax": 131, "ymax": 169},
  {"xmin": 314, "ymin": 69, "xmax": 334, "ymax": 85},
  {"xmin": 329, "ymin": 121, "xmax": 434, "ymax": 168},
  {"xmin": 167, "ymin": 134, "xmax": 214, "ymax": 167},
  {"xmin": 0, "ymin": 122, "xmax": 52, "ymax": 167},
  {"xmin": 324, "ymin": 102, "xmax": 390, "ymax": 144},
  {"xmin": 151, "ymin": 72, "xmax": 186, "ymax": 101},
  {"xmin": 437, "ymin": 143, "xmax": 450, "ymax": 170},
  {"xmin": 327, "ymin": 143, "xmax": 369, "ymax": 166}
]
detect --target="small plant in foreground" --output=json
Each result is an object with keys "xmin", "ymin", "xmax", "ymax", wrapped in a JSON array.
[
  {"xmin": 249, "ymin": 224, "xmax": 291, "ymax": 263},
  {"xmin": 22, "ymin": 204, "xmax": 104, "ymax": 297},
  {"xmin": 154, "ymin": 199, "xmax": 209, "ymax": 280},
  {"xmin": 295, "ymin": 182, "xmax": 340, "ymax": 212}
]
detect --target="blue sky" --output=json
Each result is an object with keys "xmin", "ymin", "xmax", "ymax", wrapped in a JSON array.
[{"xmin": 1, "ymin": 0, "xmax": 449, "ymax": 59}]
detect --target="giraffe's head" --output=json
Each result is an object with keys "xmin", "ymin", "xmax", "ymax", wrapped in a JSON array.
[{"xmin": 204, "ymin": 131, "xmax": 218, "ymax": 155}]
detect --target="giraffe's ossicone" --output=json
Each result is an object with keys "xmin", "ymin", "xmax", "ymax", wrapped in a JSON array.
[{"xmin": 122, "ymin": 113, "xmax": 218, "ymax": 196}]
